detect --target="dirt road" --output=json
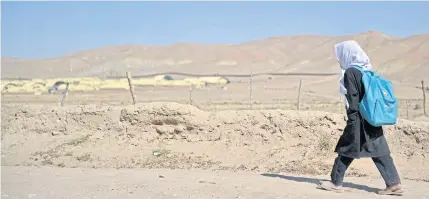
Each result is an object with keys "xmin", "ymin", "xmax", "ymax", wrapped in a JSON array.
[{"xmin": 2, "ymin": 166, "xmax": 429, "ymax": 199}]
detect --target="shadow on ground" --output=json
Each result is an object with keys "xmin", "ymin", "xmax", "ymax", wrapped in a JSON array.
[{"xmin": 261, "ymin": 173, "xmax": 380, "ymax": 193}]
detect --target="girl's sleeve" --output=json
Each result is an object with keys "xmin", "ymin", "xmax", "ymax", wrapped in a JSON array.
[{"xmin": 344, "ymin": 69, "xmax": 361, "ymax": 121}]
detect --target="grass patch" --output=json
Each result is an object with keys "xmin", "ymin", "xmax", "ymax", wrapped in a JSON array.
[
  {"xmin": 65, "ymin": 134, "xmax": 91, "ymax": 146},
  {"xmin": 317, "ymin": 133, "xmax": 332, "ymax": 152},
  {"xmin": 76, "ymin": 153, "xmax": 92, "ymax": 162},
  {"xmin": 152, "ymin": 148, "xmax": 171, "ymax": 157}
]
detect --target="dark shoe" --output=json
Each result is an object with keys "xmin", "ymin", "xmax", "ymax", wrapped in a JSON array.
[
  {"xmin": 377, "ymin": 184, "xmax": 404, "ymax": 196},
  {"xmin": 317, "ymin": 181, "xmax": 344, "ymax": 193}
]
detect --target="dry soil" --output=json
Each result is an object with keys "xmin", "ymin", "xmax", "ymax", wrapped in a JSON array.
[{"xmin": 1, "ymin": 102, "xmax": 429, "ymax": 198}]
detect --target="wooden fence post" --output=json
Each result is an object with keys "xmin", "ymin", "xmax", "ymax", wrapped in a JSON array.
[
  {"xmin": 207, "ymin": 86, "xmax": 211, "ymax": 109},
  {"xmin": 297, "ymin": 79, "xmax": 302, "ymax": 111},
  {"xmin": 249, "ymin": 72, "xmax": 253, "ymax": 110},
  {"xmin": 189, "ymin": 85, "xmax": 194, "ymax": 105},
  {"xmin": 422, "ymin": 80, "xmax": 427, "ymax": 116},
  {"xmin": 126, "ymin": 72, "xmax": 136, "ymax": 105},
  {"xmin": 60, "ymin": 83, "xmax": 69, "ymax": 107},
  {"xmin": 406, "ymin": 100, "xmax": 409, "ymax": 120}
]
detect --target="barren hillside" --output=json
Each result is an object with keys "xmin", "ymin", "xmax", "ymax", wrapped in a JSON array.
[{"xmin": 2, "ymin": 31, "xmax": 429, "ymax": 85}]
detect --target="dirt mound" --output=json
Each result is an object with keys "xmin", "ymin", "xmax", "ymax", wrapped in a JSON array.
[{"xmin": 2, "ymin": 102, "xmax": 428, "ymax": 181}]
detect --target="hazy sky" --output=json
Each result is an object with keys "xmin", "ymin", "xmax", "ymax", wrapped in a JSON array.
[{"xmin": 2, "ymin": 1, "xmax": 429, "ymax": 59}]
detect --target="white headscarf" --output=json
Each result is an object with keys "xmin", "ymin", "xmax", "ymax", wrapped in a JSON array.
[{"xmin": 334, "ymin": 40, "xmax": 372, "ymax": 109}]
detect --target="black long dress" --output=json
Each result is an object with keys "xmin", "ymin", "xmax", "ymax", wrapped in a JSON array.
[{"xmin": 334, "ymin": 67, "xmax": 391, "ymax": 159}]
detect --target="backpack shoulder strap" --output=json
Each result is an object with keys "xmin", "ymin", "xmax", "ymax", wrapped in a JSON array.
[
  {"xmin": 352, "ymin": 65, "xmax": 376, "ymax": 73},
  {"xmin": 352, "ymin": 65, "xmax": 364, "ymax": 72}
]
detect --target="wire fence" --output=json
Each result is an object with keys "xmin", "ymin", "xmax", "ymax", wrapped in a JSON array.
[{"xmin": 2, "ymin": 75, "xmax": 428, "ymax": 121}]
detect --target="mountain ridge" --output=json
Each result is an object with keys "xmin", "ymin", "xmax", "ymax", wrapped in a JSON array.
[{"xmin": 2, "ymin": 31, "xmax": 428, "ymax": 84}]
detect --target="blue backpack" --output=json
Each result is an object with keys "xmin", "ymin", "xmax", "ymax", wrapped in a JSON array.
[{"xmin": 352, "ymin": 66, "xmax": 398, "ymax": 127}]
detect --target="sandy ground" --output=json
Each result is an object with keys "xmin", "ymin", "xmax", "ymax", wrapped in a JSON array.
[
  {"xmin": 2, "ymin": 103, "xmax": 429, "ymax": 177},
  {"xmin": 2, "ymin": 102, "xmax": 428, "ymax": 198},
  {"xmin": 2, "ymin": 166, "xmax": 429, "ymax": 199}
]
